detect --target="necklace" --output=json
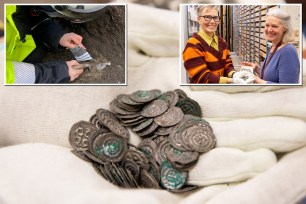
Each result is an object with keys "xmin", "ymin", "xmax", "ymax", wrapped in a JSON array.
[{"xmin": 261, "ymin": 41, "xmax": 282, "ymax": 79}]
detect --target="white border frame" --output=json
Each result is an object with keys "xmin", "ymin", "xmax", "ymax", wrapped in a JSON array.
[
  {"xmin": 4, "ymin": 3, "xmax": 128, "ymax": 86},
  {"xmin": 179, "ymin": 3, "xmax": 303, "ymax": 86}
]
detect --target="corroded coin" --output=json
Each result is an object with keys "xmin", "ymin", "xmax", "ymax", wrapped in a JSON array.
[
  {"xmin": 110, "ymin": 99, "xmax": 138, "ymax": 115},
  {"xmin": 174, "ymin": 89, "xmax": 188, "ymax": 99},
  {"xmin": 122, "ymin": 149, "xmax": 150, "ymax": 171},
  {"xmin": 131, "ymin": 118, "xmax": 153, "ymax": 132},
  {"xmin": 148, "ymin": 159, "xmax": 160, "ymax": 182},
  {"xmin": 137, "ymin": 138, "xmax": 157, "ymax": 160},
  {"xmin": 168, "ymin": 128, "xmax": 188, "ymax": 151},
  {"xmin": 89, "ymin": 114, "xmax": 108, "ymax": 129},
  {"xmin": 69, "ymin": 120, "xmax": 97, "ymax": 151},
  {"xmin": 154, "ymin": 107, "xmax": 184, "ymax": 127},
  {"xmin": 115, "ymin": 112, "xmax": 141, "ymax": 119},
  {"xmin": 117, "ymin": 94, "xmax": 144, "ymax": 106},
  {"xmin": 141, "ymin": 99, "xmax": 169, "ymax": 117},
  {"xmin": 160, "ymin": 161, "xmax": 188, "ymax": 190},
  {"xmin": 83, "ymin": 150, "xmax": 106, "ymax": 165},
  {"xmin": 159, "ymin": 91, "xmax": 179, "ymax": 107},
  {"xmin": 183, "ymin": 125, "xmax": 216, "ymax": 153},
  {"xmin": 168, "ymin": 185, "xmax": 199, "ymax": 193},
  {"xmin": 101, "ymin": 118, "xmax": 130, "ymax": 139},
  {"xmin": 140, "ymin": 169, "xmax": 160, "ymax": 189},
  {"xmin": 121, "ymin": 159, "xmax": 141, "ymax": 181},
  {"xmin": 154, "ymin": 139, "xmax": 170, "ymax": 165},
  {"xmin": 96, "ymin": 108, "xmax": 118, "ymax": 122},
  {"xmin": 176, "ymin": 97, "xmax": 202, "ymax": 118},
  {"xmin": 88, "ymin": 129, "xmax": 112, "ymax": 156},
  {"xmin": 92, "ymin": 132, "xmax": 127, "ymax": 163},
  {"xmin": 155, "ymin": 125, "xmax": 175, "ymax": 136},
  {"xmin": 166, "ymin": 145, "xmax": 199, "ymax": 169},
  {"xmin": 136, "ymin": 121, "xmax": 159, "ymax": 137},
  {"xmin": 129, "ymin": 89, "xmax": 162, "ymax": 103}
]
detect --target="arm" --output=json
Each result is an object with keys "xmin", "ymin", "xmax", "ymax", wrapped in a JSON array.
[
  {"xmin": 34, "ymin": 60, "xmax": 83, "ymax": 83},
  {"xmin": 182, "ymin": 39, "xmax": 231, "ymax": 84},
  {"xmin": 267, "ymin": 45, "xmax": 300, "ymax": 84}
]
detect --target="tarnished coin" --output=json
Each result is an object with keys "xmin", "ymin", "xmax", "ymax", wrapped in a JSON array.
[
  {"xmin": 92, "ymin": 132, "xmax": 127, "ymax": 163},
  {"xmin": 154, "ymin": 107, "xmax": 184, "ymax": 127},
  {"xmin": 138, "ymin": 138, "xmax": 157, "ymax": 160},
  {"xmin": 159, "ymin": 91, "xmax": 179, "ymax": 107},
  {"xmin": 88, "ymin": 129, "xmax": 112, "ymax": 155},
  {"xmin": 97, "ymin": 112, "xmax": 130, "ymax": 139},
  {"xmin": 96, "ymin": 108, "xmax": 118, "ymax": 122},
  {"xmin": 154, "ymin": 139, "xmax": 170, "ymax": 165},
  {"xmin": 115, "ymin": 112, "xmax": 141, "ymax": 119},
  {"xmin": 168, "ymin": 129, "xmax": 188, "ymax": 151},
  {"xmin": 176, "ymin": 97, "xmax": 202, "ymax": 118},
  {"xmin": 169, "ymin": 185, "xmax": 199, "ymax": 193},
  {"xmin": 174, "ymin": 89, "xmax": 188, "ymax": 99},
  {"xmin": 89, "ymin": 114, "xmax": 108, "ymax": 129},
  {"xmin": 122, "ymin": 149, "xmax": 150, "ymax": 171},
  {"xmin": 140, "ymin": 169, "xmax": 160, "ymax": 189},
  {"xmin": 121, "ymin": 159, "xmax": 141, "ymax": 181},
  {"xmin": 129, "ymin": 89, "xmax": 162, "ymax": 103},
  {"xmin": 136, "ymin": 121, "xmax": 159, "ymax": 137},
  {"xmin": 155, "ymin": 125, "xmax": 175, "ymax": 136},
  {"xmin": 83, "ymin": 150, "xmax": 106, "ymax": 165},
  {"xmin": 69, "ymin": 120, "xmax": 97, "ymax": 151},
  {"xmin": 183, "ymin": 126, "xmax": 216, "ymax": 153},
  {"xmin": 116, "ymin": 100, "xmax": 143, "ymax": 112},
  {"xmin": 160, "ymin": 161, "xmax": 188, "ymax": 190},
  {"xmin": 131, "ymin": 118, "xmax": 153, "ymax": 132},
  {"xmin": 110, "ymin": 99, "xmax": 138, "ymax": 115},
  {"xmin": 148, "ymin": 159, "xmax": 160, "ymax": 182},
  {"xmin": 141, "ymin": 99, "xmax": 169, "ymax": 117},
  {"xmin": 117, "ymin": 94, "xmax": 144, "ymax": 106},
  {"xmin": 71, "ymin": 150, "xmax": 91, "ymax": 162},
  {"xmin": 166, "ymin": 145, "xmax": 199, "ymax": 169}
]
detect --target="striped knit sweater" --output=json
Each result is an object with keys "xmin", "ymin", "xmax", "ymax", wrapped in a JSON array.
[{"xmin": 182, "ymin": 33, "xmax": 235, "ymax": 84}]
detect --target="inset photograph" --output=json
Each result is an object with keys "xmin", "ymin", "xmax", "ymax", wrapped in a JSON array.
[
  {"xmin": 180, "ymin": 4, "xmax": 302, "ymax": 85},
  {"xmin": 5, "ymin": 4, "xmax": 126, "ymax": 85}
]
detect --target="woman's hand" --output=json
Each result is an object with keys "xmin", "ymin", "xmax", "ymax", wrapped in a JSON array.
[
  {"xmin": 241, "ymin": 62, "xmax": 260, "ymax": 76},
  {"xmin": 254, "ymin": 75, "xmax": 267, "ymax": 84}
]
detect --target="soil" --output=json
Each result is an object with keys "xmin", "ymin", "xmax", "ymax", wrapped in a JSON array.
[{"xmin": 44, "ymin": 5, "xmax": 126, "ymax": 84}]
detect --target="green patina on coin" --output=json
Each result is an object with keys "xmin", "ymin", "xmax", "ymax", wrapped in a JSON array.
[
  {"xmin": 95, "ymin": 139, "xmax": 122, "ymax": 157},
  {"xmin": 160, "ymin": 161, "xmax": 187, "ymax": 190}
]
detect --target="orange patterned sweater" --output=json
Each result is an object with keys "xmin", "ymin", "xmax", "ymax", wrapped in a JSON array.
[{"xmin": 182, "ymin": 33, "xmax": 235, "ymax": 84}]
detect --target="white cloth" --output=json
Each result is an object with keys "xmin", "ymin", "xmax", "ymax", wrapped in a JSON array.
[{"xmin": 0, "ymin": 2, "xmax": 305, "ymax": 204}]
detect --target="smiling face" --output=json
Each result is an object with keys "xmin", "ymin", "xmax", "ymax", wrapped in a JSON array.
[
  {"xmin": 265, "ymin": 16, "xmax": 286, "ymax": 44},
  {"xmin": 197, "ymin": 8, "xmax": 219, "ymax": 37}
]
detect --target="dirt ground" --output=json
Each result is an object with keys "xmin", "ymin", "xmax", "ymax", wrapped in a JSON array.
[{"xmin": 44, "ymin": 5, "xmax": 126, "ymax": 84}]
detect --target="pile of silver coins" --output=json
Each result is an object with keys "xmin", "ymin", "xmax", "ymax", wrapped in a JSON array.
[{"xmin": 69, "ymin": 89, "xmax": 216, "ymax": 192}]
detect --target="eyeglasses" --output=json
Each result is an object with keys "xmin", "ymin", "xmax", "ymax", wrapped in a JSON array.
[{"xmin": 199, "ymin": 15, "xmax": 220, "ymax": 22}]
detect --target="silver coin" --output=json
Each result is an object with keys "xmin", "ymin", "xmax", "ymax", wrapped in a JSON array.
[
  {"xmin": 129, "ymin": 89, "xmax": 162, "ymax": 103},
  {"xmin": 89, "ymin": 114, "xmax": 108, "ymax": 129},
  {"xmin": 155, "ymin": 125, "xmax": 175, "ymax": 136},
  {"xmin": 132, "ymin": 118, "xmax": 153, "ymax": 132},
  {"xmin": 69, "ymin": 120, "xmax": 97, "ymax": 151},
  {"xmin": 122, "ymin": 149, "xmax": 150, "ymax": 171},
  {"xmin": 137, "ymin": 138, "xmax": 157, "ymax": 160},
  {"xmin": 159, "ymin": 91, "xmax": 179, "ymax": 107},
  {"xmin": 160, "ymin": 161, "xmax": 188, "ymax": 190},
  {"xmin": 154, "ymin": 107, "xmax": 184, "ymax": 127},
  {"xmin": 98, "ymin": 115, "xmax": 130, "ymax": 139},
  {"xmin": 92, "ymin": 132, "xmax": 128, "ymax": 163},
  {"xmin": 110, "ymin": 99, "xmax": 138, "ymax": 115},
  {"xmin": 121, "ymin": 159, "xmax": 141, "ymax": 181},
  {"xmin": 168, "ymin": 128, "xmax": 188, "ymax": 151},
  {"xmin": 71, "ymin": 149, "xmax": 91, "ymax": 162},
  {"xmin": 166, "ymin": 145, "xmax": 199, "ymax": 167},
  {"xmin": 141, "ymin": 99, "xmax": 169, "ymax": 117},
  {"xmin": 140, "ymin": 169, "xmax": 160, "ymax": 189},
  {"xmin": 83, "ymin": 150, "xmax": 106, "ymax": 165},
  {"xmin": 154, "ymin": 139, "xmax": 170, "ymax": 165},
  {"xmin": 176, "ymin": 97, "xmax": 202, "ymax": 118},
  {"xmin": 136, "ymin": 121, "xmax": 159, "ymax": 137},
  {"xmin": 117, "ymin": 94, "xmax": 144, "ymax": 106},
  {"xmin": 168, "ymin": 185, "xmax": 198, "ymax": 193},
  {"xmin": 184, "ymin": 126, "xmax": 216, "ymax": 153},
  {"xmin": 174, "ymin": 89, "xmax": 188, "ymax": 99}
]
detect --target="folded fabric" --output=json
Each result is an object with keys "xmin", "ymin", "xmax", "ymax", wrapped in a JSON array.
[
  {"xmin": 187, "ymin": 148, "xmax": 276, "ymax": 186},
  {"xmin": 209, "ymin": 116, "xmax": 306, "ymax": 152},
  {"xmin": 205, "ymin": 146, "xmax": 306, "ymax": 204},
  {"xmin": 187, "ymin": 86, "xmax": 306, "ymax": 120},
  {"xmin": 0, "ymin": 143, "xmax": 182, "ymax": 204}
]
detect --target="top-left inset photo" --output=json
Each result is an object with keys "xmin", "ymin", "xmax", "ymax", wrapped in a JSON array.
[{"xmin": 5, "ymin": 4, "xmax": 127, "ymax": 85}]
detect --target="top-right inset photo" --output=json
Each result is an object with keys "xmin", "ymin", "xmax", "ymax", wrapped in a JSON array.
[{"xmin": 180, "ymin": 4, "xmax": 302, "ymax": 85}]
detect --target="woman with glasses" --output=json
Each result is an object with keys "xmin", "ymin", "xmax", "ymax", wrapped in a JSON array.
[
  {"xmin": 242, "ymin": 8, "xmax": 300, "ymax": 84},
  {"xmin": 182, "ymin": 5, "xmax": 238, "ymax": 84}
]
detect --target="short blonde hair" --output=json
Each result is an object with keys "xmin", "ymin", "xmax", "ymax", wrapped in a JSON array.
[
  {"xmin": 265, "ymin": 8, "xmax": 293, "ymax": 43},
  {"xmin": 196, "ymin": 5, "xmax": 219, "ymax": 16}
]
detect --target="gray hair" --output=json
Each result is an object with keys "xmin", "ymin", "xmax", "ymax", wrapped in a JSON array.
[
  {"xmin": 265, "ymin": 8, "xmax": 293, "ymax": 43},
  {"xmin": 196, "ymin": 5, "xmax": 219, "ymax": 16}
]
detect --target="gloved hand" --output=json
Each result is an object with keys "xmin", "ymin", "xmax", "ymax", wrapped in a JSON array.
[{"xmin": 233, "ymin": 71, "xmax": 256, "ymax": 84}]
